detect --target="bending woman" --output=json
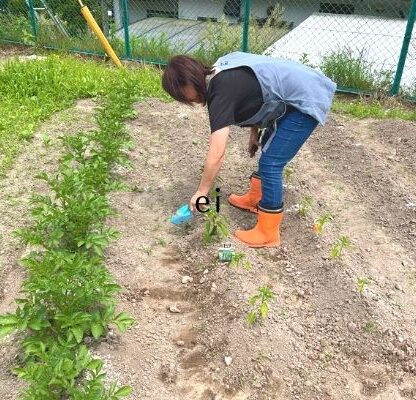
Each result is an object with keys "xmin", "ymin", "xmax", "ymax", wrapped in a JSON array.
[{"xmin": 162, "ymin": 51, "xmax": 336, "ymax": 248}]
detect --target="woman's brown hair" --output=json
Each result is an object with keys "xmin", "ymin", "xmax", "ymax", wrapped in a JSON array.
[{"xmin": 162, "ymin": 55, "xmax": 213, "ymax": 105}]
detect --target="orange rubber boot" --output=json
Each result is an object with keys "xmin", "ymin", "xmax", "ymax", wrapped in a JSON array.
[
  {"xmin": 228, "ymin": 174, "xmax": 261, "ymax": 213},
  {"xmin": 234, "ymin": 207, "xmax": 283, "ymax": 248}
]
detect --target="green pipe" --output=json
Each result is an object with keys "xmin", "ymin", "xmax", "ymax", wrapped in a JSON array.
[
  {"xmin": 27, "ymin": 0, "xmax": 38, "ymax": 40},
  {"xmin": 120, "ymin": 0, "xmax": 131, "ymax": 59},
  {"xmin": 242, "ymin": 0, "xmax": 251, "ymax": 52},
  {"xmin": 391, "ymin": 0, "xmax": 416, "ymax": 95}
]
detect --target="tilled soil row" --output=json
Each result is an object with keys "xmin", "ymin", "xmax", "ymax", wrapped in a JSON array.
[{"xmin": 98, "ymin": 100, "xmax": 416, "ymax": 400}]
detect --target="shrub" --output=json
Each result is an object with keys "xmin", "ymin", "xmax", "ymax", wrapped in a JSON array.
[{"xmin": 320, "ymin": 47, "xmax": 394, "ymax": 94}]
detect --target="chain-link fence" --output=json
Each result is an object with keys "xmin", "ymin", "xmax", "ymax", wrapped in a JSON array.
[{"xmin": 0, "ymin": 0, "xmax": 415, "ymax": 97}]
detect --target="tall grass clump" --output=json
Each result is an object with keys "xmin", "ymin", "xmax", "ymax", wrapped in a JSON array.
[
  {"xmin": 0, "ymin": 67, "xmax": 148, "ymax": 399},
  {"xmin": 0, "ymin": 13, "xmax": 33, "ymax": 43},
  {"xmin": 191, "ymin": 6, "xmax": 290, "ymax": 64},
  {"xmin": 129, "ymin": 32, "xmax": 187, "ymax": 63},
  {"xmin": 320, "ymin": 47, "xmax": 394, "ymax": 94}
]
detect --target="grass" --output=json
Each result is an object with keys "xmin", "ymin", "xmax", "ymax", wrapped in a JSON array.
[
  {"xmin": 0, "ymin": 54, "xmax": 167, "ymax": 177},
  {"xmin": 332, "ymin": 96, "xmax": 416, "ymax": 121}
]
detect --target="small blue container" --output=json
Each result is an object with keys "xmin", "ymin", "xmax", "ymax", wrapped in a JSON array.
[{"xmin": 170, "ymin": 203, "xmax": 193, "ymax": 225}]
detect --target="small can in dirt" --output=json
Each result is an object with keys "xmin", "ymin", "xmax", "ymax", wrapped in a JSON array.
[{"xmin": 218, "ymin": 242, "xmax": 235, "ymax": 262}]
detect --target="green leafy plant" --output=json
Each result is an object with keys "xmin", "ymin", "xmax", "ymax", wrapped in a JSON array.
[
  {"xmin": 0, "ymin": 63, "xmax": 143, "ymax": 398},
  {"xmin": 203, "ymin": 209, "xmax": 229, "ymax": 243},
  {"xmin": 247, "ymin": 286, "xmax": 275, "ymax": 326},
  {"xmin": 356, "ymin": 277, "xmax": 370, "ymax": 295},
  {"xmin": 313, "ymin": 212, "xmax": 333, "ymax": 235},
  {"xmin": 230, "ymin": 252, "xmax": 252, "ymax": 270},
  {"xmin": 330, "ymin": 235, "xmax": 353, "ymax": 259},
  {"xmin": 298, "ymin": 195, "xmax": 313, "ymax": 217}
]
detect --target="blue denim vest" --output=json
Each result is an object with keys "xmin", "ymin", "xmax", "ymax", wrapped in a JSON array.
[{"xmin": 213, "ymin": 52, "xmax": 337, "ymax": 127}]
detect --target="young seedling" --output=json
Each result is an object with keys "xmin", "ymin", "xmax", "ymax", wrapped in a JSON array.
[
  {"xmin": 298, "ymin": 195, "xmax": 313, "ymax": 217},
  {"xmin": 139, "ymin": 245, "xmax": 153, "ymax": 256},
  {"xmin": 155, "ymin": 237, "xmax": 167, "ymax": 247},
  {"xmin": 322, "ymin": 350, "xmax": 333, "ymax": 366},
  {"xmin": 283, "ymin": 165, "xmax": 294, "ymax": 182},
  {"xmin": 356, "ymin": 277, "xmax": 370, "ymax": 295},
  {"xmin": 313, "ymin": 212, "xmax": 333, "ymax": 235},
  {"xmin": 42, "ymin": 134, "xmax": 52, "ymax": 147},
  {"xmin": 230, "ymin": 252, "xmax": 252, "ymax": 270},
  {"xmin": 330, "ymin": 235, "xmax": 353, "ymax": 259},
  {"xmin": 364, "ymin": 320, "xmax": 377, "ymax": 333},
  {"xmin": 203, "ymin": 209, "xmax": 229, "ymax": 243},
  {"xmin": 247, "ymin": 286, "xmax": 274, "ymax": 326}
]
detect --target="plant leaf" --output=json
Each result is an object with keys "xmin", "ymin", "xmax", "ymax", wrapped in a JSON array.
[
  {"xmin": 115, "ymin": 386, "xmax": 134, "ymax": 397},
  {"xmin": 91, "ymin": 323, "xmax": 104, "ymax": 340},
  {"xmin": 71, "ymin": 327, "xmax": 84, "ymax": 344},
  {"xmin": 260, "ymin": 302, "xmax": 269, "ymax": 319}
]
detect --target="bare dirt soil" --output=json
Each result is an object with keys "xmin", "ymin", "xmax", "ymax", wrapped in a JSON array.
[
  {"xmin": 0, "ymin": 45, "xmax": 34, "ymax": 65},
  {"xmin": 0, "ymin": 98, "xmax": 415, "ymax": 400}
]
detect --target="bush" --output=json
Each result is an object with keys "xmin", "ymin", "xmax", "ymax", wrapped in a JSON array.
[
  {"xmin": 0, "ymin": 13, "xmax": 32, "ymax": 43},
  {"xmin": 320, "ymin": 47, "xmax": 394, "ymax": 94}
]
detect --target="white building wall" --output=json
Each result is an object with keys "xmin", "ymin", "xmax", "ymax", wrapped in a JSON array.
[
  {"xmin": 244, "ymin": 0, "xmax": 407, "ymax": 27},
  {"xmin": 114, "ymin": 0, "xmax": 409, "ymax": 31},
  {"xmin": 179, "ymin": 0, "xmax": 240, "ymax": 22}
]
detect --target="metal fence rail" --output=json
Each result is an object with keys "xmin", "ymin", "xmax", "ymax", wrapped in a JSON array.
[{"xmin": 0, "ymin": 0, "xmax": 415, "ymax": 97}]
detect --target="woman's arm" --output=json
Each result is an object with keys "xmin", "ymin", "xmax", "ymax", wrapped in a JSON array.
[{"xmin": 190, "ymin": 127, "xmax": 230, "ymax": 211}]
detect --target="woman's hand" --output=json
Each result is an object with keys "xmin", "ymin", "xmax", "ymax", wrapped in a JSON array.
[
  {"xmin": 248, "ymin": 127, "xmax": 260, "ymax": 158},
  {"xmin": 189, "ymin": 190, "xmax": 208, "ymax": 212}
]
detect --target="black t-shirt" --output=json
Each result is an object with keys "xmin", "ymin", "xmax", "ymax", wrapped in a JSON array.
[{"xmin": 206, "ymin": 67, "xmax": 263, "ymax": 133}]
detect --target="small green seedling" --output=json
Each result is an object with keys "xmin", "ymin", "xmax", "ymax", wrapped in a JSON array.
[
  {"xmin": 283, "ymin": 165, "xmax": 294, "ymax": 182},
  {"xmin": 203, "ymin": 209, "xmax": 229, "ymax": 243},
  {"xmin": 356, "ymin": 277, "xmax": 370, "ymax": 295},
  {"xmin": 155, "ymin": 237, "xmax": 167, "ymax": 247},
  {"xmin": 313, "ymin": 212, "xmax": 333, "ymax": 235},
  {"xmin": 364, "ymin": 320, "xmax": 377, "ymax": 333},
  {"xmin": 247, "ymin": 286, "xmax": 274, "ymax": 326},
  {"xmin": 139, "ymin": 245, "xmax": 153, "ymax": 256},
  {"xmin": 330, "ymin": 235, "xmax": 353, "ymax": 259},
  {"xmin": 42, "ymin": 134, "xmax": 52, "ymax": 147},
  {"xmin": 322, "ymin": 350, "xmax": 333, "ymax": 364},
  {"xmin": 298, "ymin": 195, "xmax": 313, "ymax": 217},
  {"xmin": 230, "ymin": 252, "xmax": 252, "ymax": 270}
]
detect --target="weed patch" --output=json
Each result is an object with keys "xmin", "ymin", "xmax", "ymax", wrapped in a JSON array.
[{"xmin": 0, "ymin": 55, "xmax": 166, "ymax": 176}]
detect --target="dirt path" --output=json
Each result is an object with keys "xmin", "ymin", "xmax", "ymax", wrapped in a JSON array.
[{"xmin": 1, "ymin": 98, "xmax": 415, "ymax": 400}]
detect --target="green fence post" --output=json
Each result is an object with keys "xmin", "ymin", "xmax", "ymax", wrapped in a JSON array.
[
  {"xmin": 391, "ymin": 0, "xmax": 416, "ymax": 95},
  {"xmin": 27, "ymin": 0, "xmax": 38, "ymax": 40},
  {"xmin": 242, "ymin": 0, "xmax": 251, "ymax": 52},
  {"xmin": 120, "ymin": 0, "xmax": 131, "ymax": 58}
]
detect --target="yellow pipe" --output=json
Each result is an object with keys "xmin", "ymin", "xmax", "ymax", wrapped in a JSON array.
[{"xmin": 78, "ymin": 0, "xmax": 122, "ymax": 68}]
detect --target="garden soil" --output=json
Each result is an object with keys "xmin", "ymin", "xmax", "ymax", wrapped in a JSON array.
[{"xmin": 1, "ymin": 98, "xmax": 415, "ymax": 400}]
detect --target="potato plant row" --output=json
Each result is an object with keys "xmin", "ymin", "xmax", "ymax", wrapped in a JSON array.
[{"xmin": 0, "ymin": 72, "xmax": 139, "ymax": 400}]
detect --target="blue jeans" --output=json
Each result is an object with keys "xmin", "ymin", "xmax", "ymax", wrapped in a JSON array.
[{"xmin": 258, "ymin": 108, "xmax": 319, "ymax": 210}]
